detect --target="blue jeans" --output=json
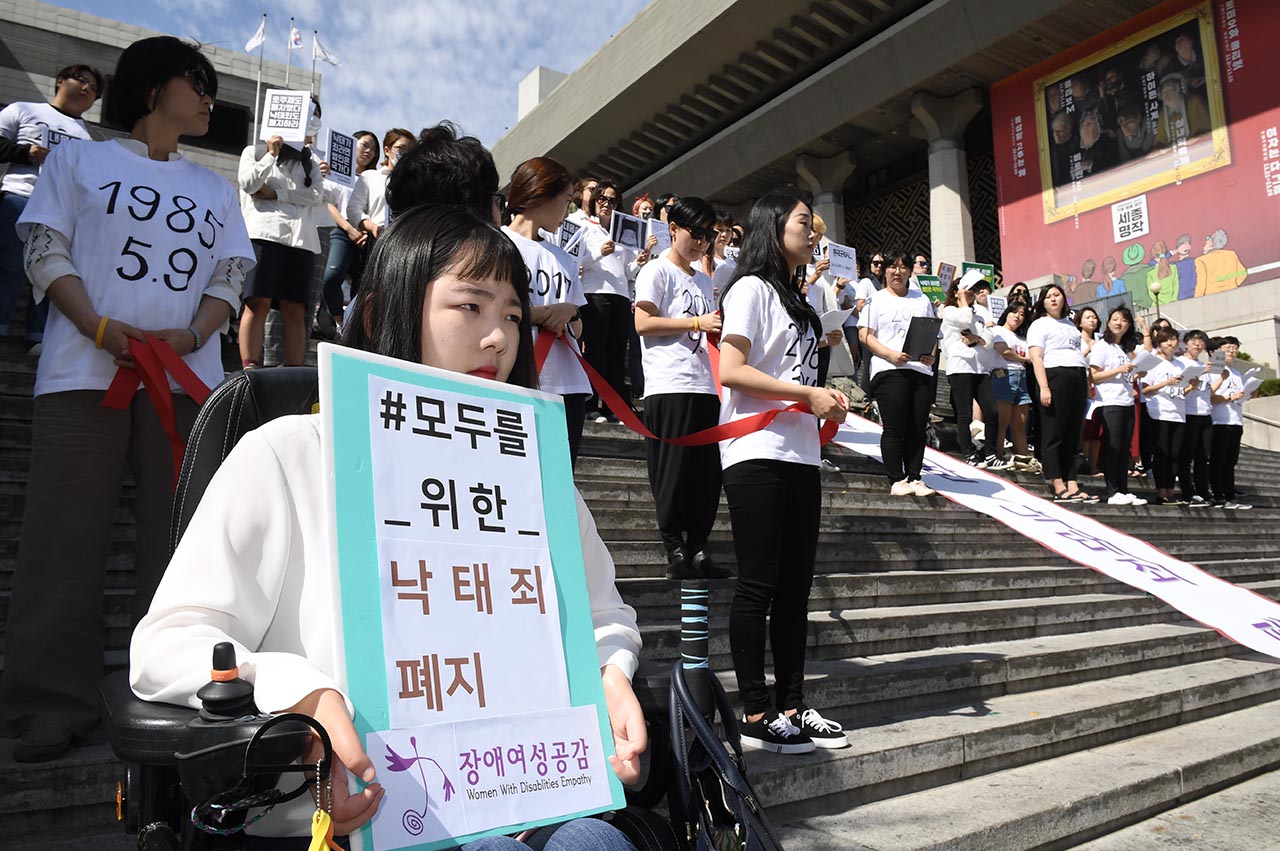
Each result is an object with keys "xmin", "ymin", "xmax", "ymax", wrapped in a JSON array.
[
  {"xmin": 0, "ymin": 192, "xmax": 48, "ymax": 341},
  {"xmin": 465, "ymin": 817, "xmax": 637, "ymax": 850},
  {"xmin": 321, "ymin": 226, "xmax": 360, "ymax": 319}
]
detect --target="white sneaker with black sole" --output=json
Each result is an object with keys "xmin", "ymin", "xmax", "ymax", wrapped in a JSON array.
[
  {"xmin": 740, "ymin": 712, "xmax": 814, "ymax": 754},
  {"xmin": 792, "ymin": 706, "xmax": 849, "ymax": 749}
]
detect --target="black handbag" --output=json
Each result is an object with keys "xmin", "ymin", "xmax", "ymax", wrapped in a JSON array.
[{"xmin": 668, "ymin": 662, "xmax": 785, "ymax": 851}]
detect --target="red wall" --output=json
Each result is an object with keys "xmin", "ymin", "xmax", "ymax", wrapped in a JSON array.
[{"xmin": 991, "ymin": 0, "xmax": 1280, "ymax": 303}]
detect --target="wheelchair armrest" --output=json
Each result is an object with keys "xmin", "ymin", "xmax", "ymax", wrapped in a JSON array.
[{"xmin": 99, "ymin": 669, "xmax": 198, "ymax": 765}]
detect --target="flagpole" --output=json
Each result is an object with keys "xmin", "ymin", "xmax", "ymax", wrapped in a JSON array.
[
  {"xmin": 252, "ymin": 13, "xmax": 265, "ymax": 138},
  {"xmin": 311, "ymin": 30, "xmax": 318, "ymax": 94},
  {"xmin": 284, "ymin": 16, "xmax": 293, "ymax": 87}
]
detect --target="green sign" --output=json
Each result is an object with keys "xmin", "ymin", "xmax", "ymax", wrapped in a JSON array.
[
  {"xmin": 960, "ymin": 262, "xmax": 995, "ymax": 285},
  {"xmin": 917, "ymin": 275, "xmax": 944, "ymax": 303}
]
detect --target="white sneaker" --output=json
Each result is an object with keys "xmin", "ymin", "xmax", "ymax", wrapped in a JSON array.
[
  {"xmin": 793, "ymin": 706, "xmax": 849, "ymax": 749},
  {"xmin": 821, "ymin": 458, "xmax": 841, "ymax": 474},
  {"xmin": 1128, "ymin": 495, "xmax": 1148, "ymax": 505},
  {"xmin": 890, "ymin": 479, "xmax": 914, "ymax": 497},
  {"xmin": 986, "ymin": 455, "xmax": 1013, "ymax": 471},
  {"xmin": 1107, "ymin": 492, "xmax": 1133, "ymax": 505},
  {"xmin": 909, "ymin": 479, "xmax": 936, "ymax": 497}
]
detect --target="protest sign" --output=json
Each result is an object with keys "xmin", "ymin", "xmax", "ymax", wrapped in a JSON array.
[
  {"xmin": 960, "ymin": 262, "xmax": 995, "ymax": 287},
  {"xmin": 260, "ymin": 89, "xmax": 313, "ymax": 146},
  {"xmin": 936, "ymin": 262, "xmax": 957, "ymax": 294},
  {"xmin": 723, "ymin": 246, "xmax": 739, "ymax": 262},
  {"xmin": 826, "ymin": 241, "xmax": 858, "ymax": 279},
  {"xmin": 319, "ymin": 345, "xmax": 622, "ymax": 850},
  {"xmin": 916, "ymin": 275, "xmax": 945, "ymax": 304},
  {"xmin": 326, "ymin": 129, "xmax": 358, "ymax": 188},
  {"xmin": 987, "ymin": 295, "xmax": 1008, "ymax": 319},
  {"xmin": 648, "ymin": 218, "xmax": 671, "ymax": 254},
  {"xmin": 608, "ymin": 212, "xmax": 645, "ymax": 251},
  {"xmin": 556, "ymin": 220, "xmax": 583, "ymax": 258}
]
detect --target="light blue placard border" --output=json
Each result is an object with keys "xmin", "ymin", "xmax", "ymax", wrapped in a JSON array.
[{"xmin": 323, "ymin": 347, "xmax": 624, "ymax": 849}]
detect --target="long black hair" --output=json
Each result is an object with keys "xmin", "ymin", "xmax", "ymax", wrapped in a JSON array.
[
  {"xmin": 343, "ymin": 204, "xmax": 537, "ymax": 389},
  {"xmin": 1031, "ymin": 283, "xmax": 1069, "ymax": 321},
  {"xmin": 1103, "ymin": 306, "xmax": 1140, "ymax": 352},
  {"xmin": 722, "ymin": 188, "xmax": 820, "ymax": 339}
]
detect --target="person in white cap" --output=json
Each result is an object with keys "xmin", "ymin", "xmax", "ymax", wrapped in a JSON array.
[{"xmin": 942, "ymin": 269, "xmax": 1007, "ymax": 469}]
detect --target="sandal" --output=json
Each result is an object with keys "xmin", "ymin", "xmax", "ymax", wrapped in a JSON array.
[
  {"xmin": 1065, "ymin": 490, "xmax": 1097, "ymax": 503},
  {"xmin": 1053, "ymin": 489, "xmax": 1073, "ymax": 502}
]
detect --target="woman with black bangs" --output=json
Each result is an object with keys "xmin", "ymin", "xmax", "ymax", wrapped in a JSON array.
[
  {"xmin": 132, "ymin": 205, "xmax": 644, "ymax": 850},
  {"xmin": 1089, "ymin": 306, "xmax": 1146, "ymax": 506},
  {"xmin": 0, "ymin": 35, "xmax": 255, "ymax": 762},
  {"xmin": 718, "ymin": 189, "xmax": 849, "ymax": 755}
]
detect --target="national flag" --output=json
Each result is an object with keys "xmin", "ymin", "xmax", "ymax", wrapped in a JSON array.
[
  {"xmin": 313, "ymin": 33, "xmax": 341, "ymax": 67},
  {"xmin": 244, "ymin": 18, "xmax": 265, "ymax": 53},
  {"xmin": 289, "ymin": 26, "xmax": 303, "ymax": 50}
]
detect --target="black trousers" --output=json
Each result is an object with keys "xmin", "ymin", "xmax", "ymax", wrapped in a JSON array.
[
  {"xmin": 816, "ymin": 347, "xmax": 831, "ymax": 388},
  {"xmin": 562, "ymin": 393, "xmax": 589, "ymax": 467},
  {"xmin": 1138, "ymin": 403, "xmax": 1157, "ymax": 471},
  {"xmin": 1098, "ymin": 404, "xmax": 1135, "ymax": 497},
  {"xmin": 949, "ymin": 372, "xmax": 997, "ymax": 456},
  {"xmin": 1179, "ymin": 413, "xmax": 1212, "ymax": 500},
  {"xmin": 1040, "ymin": 367, "xmax": 1088, "ymax": 482},
  {"xmin": 644, "ymin": 394, "xmax": 722, "ymax": 557},
  {"xmin": 1152, "ymin": 418, "xmax": 1183, "ymax": 490},
  {"xmin": 871, "ymin": 369, "xmax": 933, "ymax": 483},
  {"xmin": 724, "ymin": 459, "xmax": 819, "ymax": 716},
  {"xmin": 1026, "ymin": 367, "xmax": 1042, "ymax": 458},
  {"xmin": 1210, "ymin": 424, "xmax": 1243, "ymax": 501},
  {"xmin": 581, "ymin": 293, "xmax": 632, "ymax": 415}
]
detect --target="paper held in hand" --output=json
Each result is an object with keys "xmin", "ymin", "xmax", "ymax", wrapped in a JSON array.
[
  {"xmin": 1130, "ymin": 349, "xmax": 1163, "ymax": 374},
  {"xmin": 1178, "ymin": 363, "xmax": 1207, "ymax": 389},
  {"xmin": 260, "ymin": 89, "xmax": 314, "ymax": 146},
  {"xmin": 820, "ymin": 309, "xmax": 853, "ymax": 333},
  {"xmin": 647, "ymin": 219, "xmax": 671, "ymax": 254},
  {"xmin": 318, "ymin": 345, "xmax": 624, "ymax": 850},
  {"xmin": 826, "ymin": 242, "xmax": 858, "ymax": 279},
  {"xmin": 325, "ymin": 129, "xmax": 358, "ymax": 188},
  {"xmin": 607, "ymin": 211, "xmax": 646, "ymax": 251}
]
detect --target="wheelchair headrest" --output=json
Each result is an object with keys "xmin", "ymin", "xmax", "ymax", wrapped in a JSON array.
[{"xmin": 170, "ymin": 367, "xmax": 320, "ymax": 558}]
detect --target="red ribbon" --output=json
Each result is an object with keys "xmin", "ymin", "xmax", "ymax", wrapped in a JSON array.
[
  {"xmin": 101, "ymin": 335, "xmax": 212, "ymax": 489},
  {"xmin": 534, "ymin": 331, "xmax": 838, "ymax": 447}
]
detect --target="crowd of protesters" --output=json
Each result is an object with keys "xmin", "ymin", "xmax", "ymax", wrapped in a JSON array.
[{"xmin": 0, "ymin": 40, "xmax": 1262, "ymax": 845}]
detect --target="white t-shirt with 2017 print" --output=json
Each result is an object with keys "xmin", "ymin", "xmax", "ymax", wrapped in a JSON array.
[
  {"xmin": 1177, "ymin": 354, "xmax": 1212, "ymax": 417},
  {"xmin": 1211, "ymin": 367, "xmax": 1244, "ymax": 426},
  {"xmin": 501, "ymin": 226, "xmax": 590, "ymax": 396},
  {"xmin": 1142, "ymin": 357, "xmax": 1187, "ymax": 423},
  {"xmin": 18, "ymin": 139, "xmax": 254, "ymax": 396},
  {"xmin": 1026, "ymin": 316, "xmax": 1087, "ymax": 369},
  {"xmin": 718, "ymin": 276, "xmax": 821, "ymax": 470},
  {"xmin": 1087, "ymin": 340, "xmax": 1134, "ymax": 407},
  {"xmin": 0, "ymin": 101, "xmax": 92, "ymax": 196},
  {"xmin": 633, "ymin": 254, "xmax": 717, "ymax": 398},
  {"xmin": 858, "ymin": 287, "xmax": 936, "ymax": 379},
  {"xmin": 992, "ymin": 326, "xmax": 1028, "ymax": 374}
]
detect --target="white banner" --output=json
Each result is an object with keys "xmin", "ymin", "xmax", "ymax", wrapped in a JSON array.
[{"xmin": 831, "ymin": 414, "xmax": 1280, "ymax": 660}]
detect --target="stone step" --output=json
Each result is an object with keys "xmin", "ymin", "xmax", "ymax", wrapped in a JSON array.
[
  {"xmin": 1072, "ymin": 767, "xmax": 1280, "ymax": 850},
  {"xmin": 0, "ymin": 733, "xmax": 120, "ymax": 839},
  {"xmin": 773, "ymin": 698, "xmax": 1280, "ymax": 850}
]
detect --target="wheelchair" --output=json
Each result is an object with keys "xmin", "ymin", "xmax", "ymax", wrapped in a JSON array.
[{"xmin": 99, "ymin": 367, "xmax": 678, "ymax": 849}]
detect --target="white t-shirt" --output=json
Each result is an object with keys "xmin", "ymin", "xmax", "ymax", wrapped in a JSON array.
[
  {"xmin": 633, "ymin": 255, "xmax": 717, "ymax": 397},
  {"xmin": 992, "ymin": 326, "xmax": 1028, "ymax": 373},
  {"xmin": 0, "ymin": 101, "xmax": 92, "ymax": 196},
  {"xmin": 18, "ymin": 139, "xmax": 254, "ymax": 396},
  {"xmin": 1142, "ymin": 357, "xmax": 1186, "ymax": 422},
  {"xmin": 1027, "ymin": 316, "xmax": 1087, "ymax": 368},
  {"xmin": 501, "ymin": 227, "xmax": 590, "ymax": 396},
  {"xmin": 1211, "ymin": 367, "xmax": 1244, "ymax": 426},
  {"xmin": 1088, "ymin": 340, "xmax": 1134, "ymax": 407},
  {"xmin": 1177, "ymin": 355, "xmax": 1212, "ymax": 416},
  {"xmin": 858, "ymin": 287, "xmax": 936, "ymax": 379},
  {"xmin": 580, "ymin": 220, "xmax": 637, "ymax": 298},
  {"xmin": 718, "ymin": 276, "xmax": 821, "ymax": 470}
]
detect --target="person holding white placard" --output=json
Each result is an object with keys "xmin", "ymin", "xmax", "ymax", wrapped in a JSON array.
[
  {"xmin": 1140, "ymin": 326, "xmax": 1188, "ymax": 505},
  {"xmin": 1088, "ymin": 307, "xmax": 1146, "ymax": 505},
  {"xmin": 633, "ymin": 196, "xmax": 727, "ymax": 580},
  {"xmin": 1, "ymin": 37, "xmax": 254, "ymax": 763},
  {"xmin": 1028, "ymin": 283, "xmax": 1096, "ymax": 503},
  {"xmin": 718, "ymin": 189, "xmax": 849, "ymax": 754},
  {"xmin": 132, "ymin": 206, "xmax": 645, "ymax": 848},
  {"xmin": 502, "ymin": 156, "xmax": 592, "ymax": 463},
  {"xmin": 1207, "ymin": 335, "xmax": 1250, "ymax": 509},
  {"xmin": 859, "ymin": 250, "xmax": 937, "ymax": 496},
  {"xmin": 0, "ymin": 63, "xmax": 101, "ymax": 350},
  {"xmin": 1176, "ymin": 329, "xmax": 1214, "ymax": 506},
  {"xmin": 346, "ymin": 127, "xmax": 414, "ymax": 241},
  {"xmin": 315, "ymin": 129, "xmax": 378, "ymax": 339}
]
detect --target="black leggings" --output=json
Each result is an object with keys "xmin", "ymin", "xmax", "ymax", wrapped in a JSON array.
[
  {"xmin": 1210, "ymin": 424, "xmax": 1243, "ymax": 501},
  {"xmin": 1152, "ymin": 418, "xmax": 1183, "ymax": 490},
  {"xmin": 724, "ymin": 459, "xmax": 819, "ymax": 716},
  {"xmin": 1098, "ymin": 404, "xmax": 1135, "ymax": 496},
  {"xmin": 949, "ymin": 372, "xmax": 997, "ymax": 456},
  {"xmin": 644, "ymin": 393, "xmax": 722, "ymax": 558},
  {"xmin": 871, "ymin": 369, "xmax": 933, "ymax": 483},
  {"xmin": 580, "ymin": 293, "xmax": 632, "ymax": 414},
  {"xmin": 1040, "ymin": 367, "xmax": 1088, "ymax": 482},
  {"xmin": 1179, "ymin": 414, "xmax": 1212, "ymax": 500}
]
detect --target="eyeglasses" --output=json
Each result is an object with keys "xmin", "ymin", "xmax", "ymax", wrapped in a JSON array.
[
  {"xmin": 887, "ymin": 262, "xmax": 911, "ymax": 271},
  {"xmin": 597, "ymin": 196, "xmax": 619, "ymax": 206},
  {"xmin": 677, "ymin": 225, "xmax": 715, "ymax": 243},
  {"xmin": 67, "ymin": 72, "xmax": 99, "ymax": 95},
  {"xmin": 180, "ymin": 69, "xmax": 213, "ymax": 100}
]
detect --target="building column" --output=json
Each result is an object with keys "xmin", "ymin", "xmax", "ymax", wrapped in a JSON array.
[
  {"xmin": 796, "ymin": 152, "xmax": 857, "ymax": 244},
  {"xmin": 910, "ymin": 88, "xmax": 983, "ymax": 268}
]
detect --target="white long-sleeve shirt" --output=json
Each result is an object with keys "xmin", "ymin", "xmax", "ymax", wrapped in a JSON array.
[
  {"xmin": 580, "ymin": 219, "xmax": 640, "ymax": 298},
  {"xmin": 941, "ymin": 304, "xmax": 993, "ymax": 375},
  {"xmin": 237, "ymin": 142, "xmax": 326, "ymax": 253},
  {"xmin": 345, "ymin": 165, "xmax": 390, "ymax": 233}
]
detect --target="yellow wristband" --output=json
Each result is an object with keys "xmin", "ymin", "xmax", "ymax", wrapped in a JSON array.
[
  {"xmin": 95, "ymin": 316, "xmax": 109, "ymax": 349},
  {"xmin": 693, "ymin": 316, "xmax": 701, "ymax": 333}
]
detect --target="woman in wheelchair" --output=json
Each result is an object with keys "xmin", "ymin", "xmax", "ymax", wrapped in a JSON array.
[{"xmin": 131, "ymin": 204, "xmax": 646, "ymax": 850}]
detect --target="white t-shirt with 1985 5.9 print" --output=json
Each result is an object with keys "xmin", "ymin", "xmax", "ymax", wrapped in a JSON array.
[
  {"xmin": 18, "ymin": 139, "xmax": 254, "ymax": 396},
  {"xmin": 718, "ymin": 275, "xmax": 821, "ymax": 471},
  {"xmin": 633, "ymin": 254, "xmax": 717, "ymax": 397}
]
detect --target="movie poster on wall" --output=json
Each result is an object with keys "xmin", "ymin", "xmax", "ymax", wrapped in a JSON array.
[{"xmin": 991, "ymin": 0, "xmax": 1272, "ymax": 310}]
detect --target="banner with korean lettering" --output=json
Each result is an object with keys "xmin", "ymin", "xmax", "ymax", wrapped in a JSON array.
[
  {"xmin": 831, "ymin": 414, "xmax": 1280, "ymax": 661},
  {"xmin": 318, "ymin": 345, "xmax": 623, "ymax": 850}
]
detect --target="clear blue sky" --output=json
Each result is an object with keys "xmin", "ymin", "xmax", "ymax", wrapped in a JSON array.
[{"xmin": 53, "ymin": 0, "xmax": 650, "ymax": 147}]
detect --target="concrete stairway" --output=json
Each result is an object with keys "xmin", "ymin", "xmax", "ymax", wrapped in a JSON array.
[{"xmin": 3, "ymin": 331, "xmax": 1280, "ymax": 847}]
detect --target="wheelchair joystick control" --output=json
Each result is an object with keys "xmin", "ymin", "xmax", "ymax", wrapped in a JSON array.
[{"xmin": 196, "ymin": 641, "xmax": 256, "ymax": 720}]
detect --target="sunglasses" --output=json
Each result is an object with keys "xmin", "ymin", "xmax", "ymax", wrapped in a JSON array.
[
  {"xmin": 676, "ymin": 224, "xmax": 715, "ymax": 242},
  {"xmin": 180, "ymin": 68, "xmax": 213, "ymax": 100},
  {"xmin": 914, "ymin": 259, "xmax": 929, "ymax": 267},
  {"xmin": 870, "ymin": 259, "xmax": 884, "ymax": 265},
  {"xmin": 597, "ymin": 196, "xmax": 619, "ymax": 206}
]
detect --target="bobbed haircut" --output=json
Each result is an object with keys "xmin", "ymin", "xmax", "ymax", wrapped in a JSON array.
[
  {"xmin": 722, "ymin": 188, "xmax": 819, "ymax": 339},
  {"xmin": 55, "ymin": 64, "xmax": 104, "ymax": 96},
  {"xmin": 667, "ymin": 196, "xmax": 716, "ymax": 231},
  {"xmin": 506, "ymin": 156, "xmax": 572, "ymax": 219},
  {"xmin": 343, "ymin": 204, "xmax": 537, "ymax": 390},
  {"xmin": 386, "ymin": 122, "xmax": 498, "ymax": 221},
  {"xmin": 110, "ymin": 36, "xmax": 217, "ymax": 131},
  {"xmin": 1032, "ymin": 283, "xmax": 1069, "ymax": 320},
  {"xmin": 353, "ymin": 130, "xmax": 379, "ymax": 170},
  {"xmin": 1152, "ymin": 326, "xmax": 1179, "ymax": 347},
  {"xmin": 1073, "ymin": 306, "xmax": 1101, "ymax": 330},
  {"xmin": 997, "ymin": 300, "xmax": 1029, "ymax": 330},
  {"xmin": 1102, "ymin": 306, "xmax": 1139, "ymax": 351},
  {"xmin": 589, "ymin": 180, "xmax": 619, "ymax": 218}
]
